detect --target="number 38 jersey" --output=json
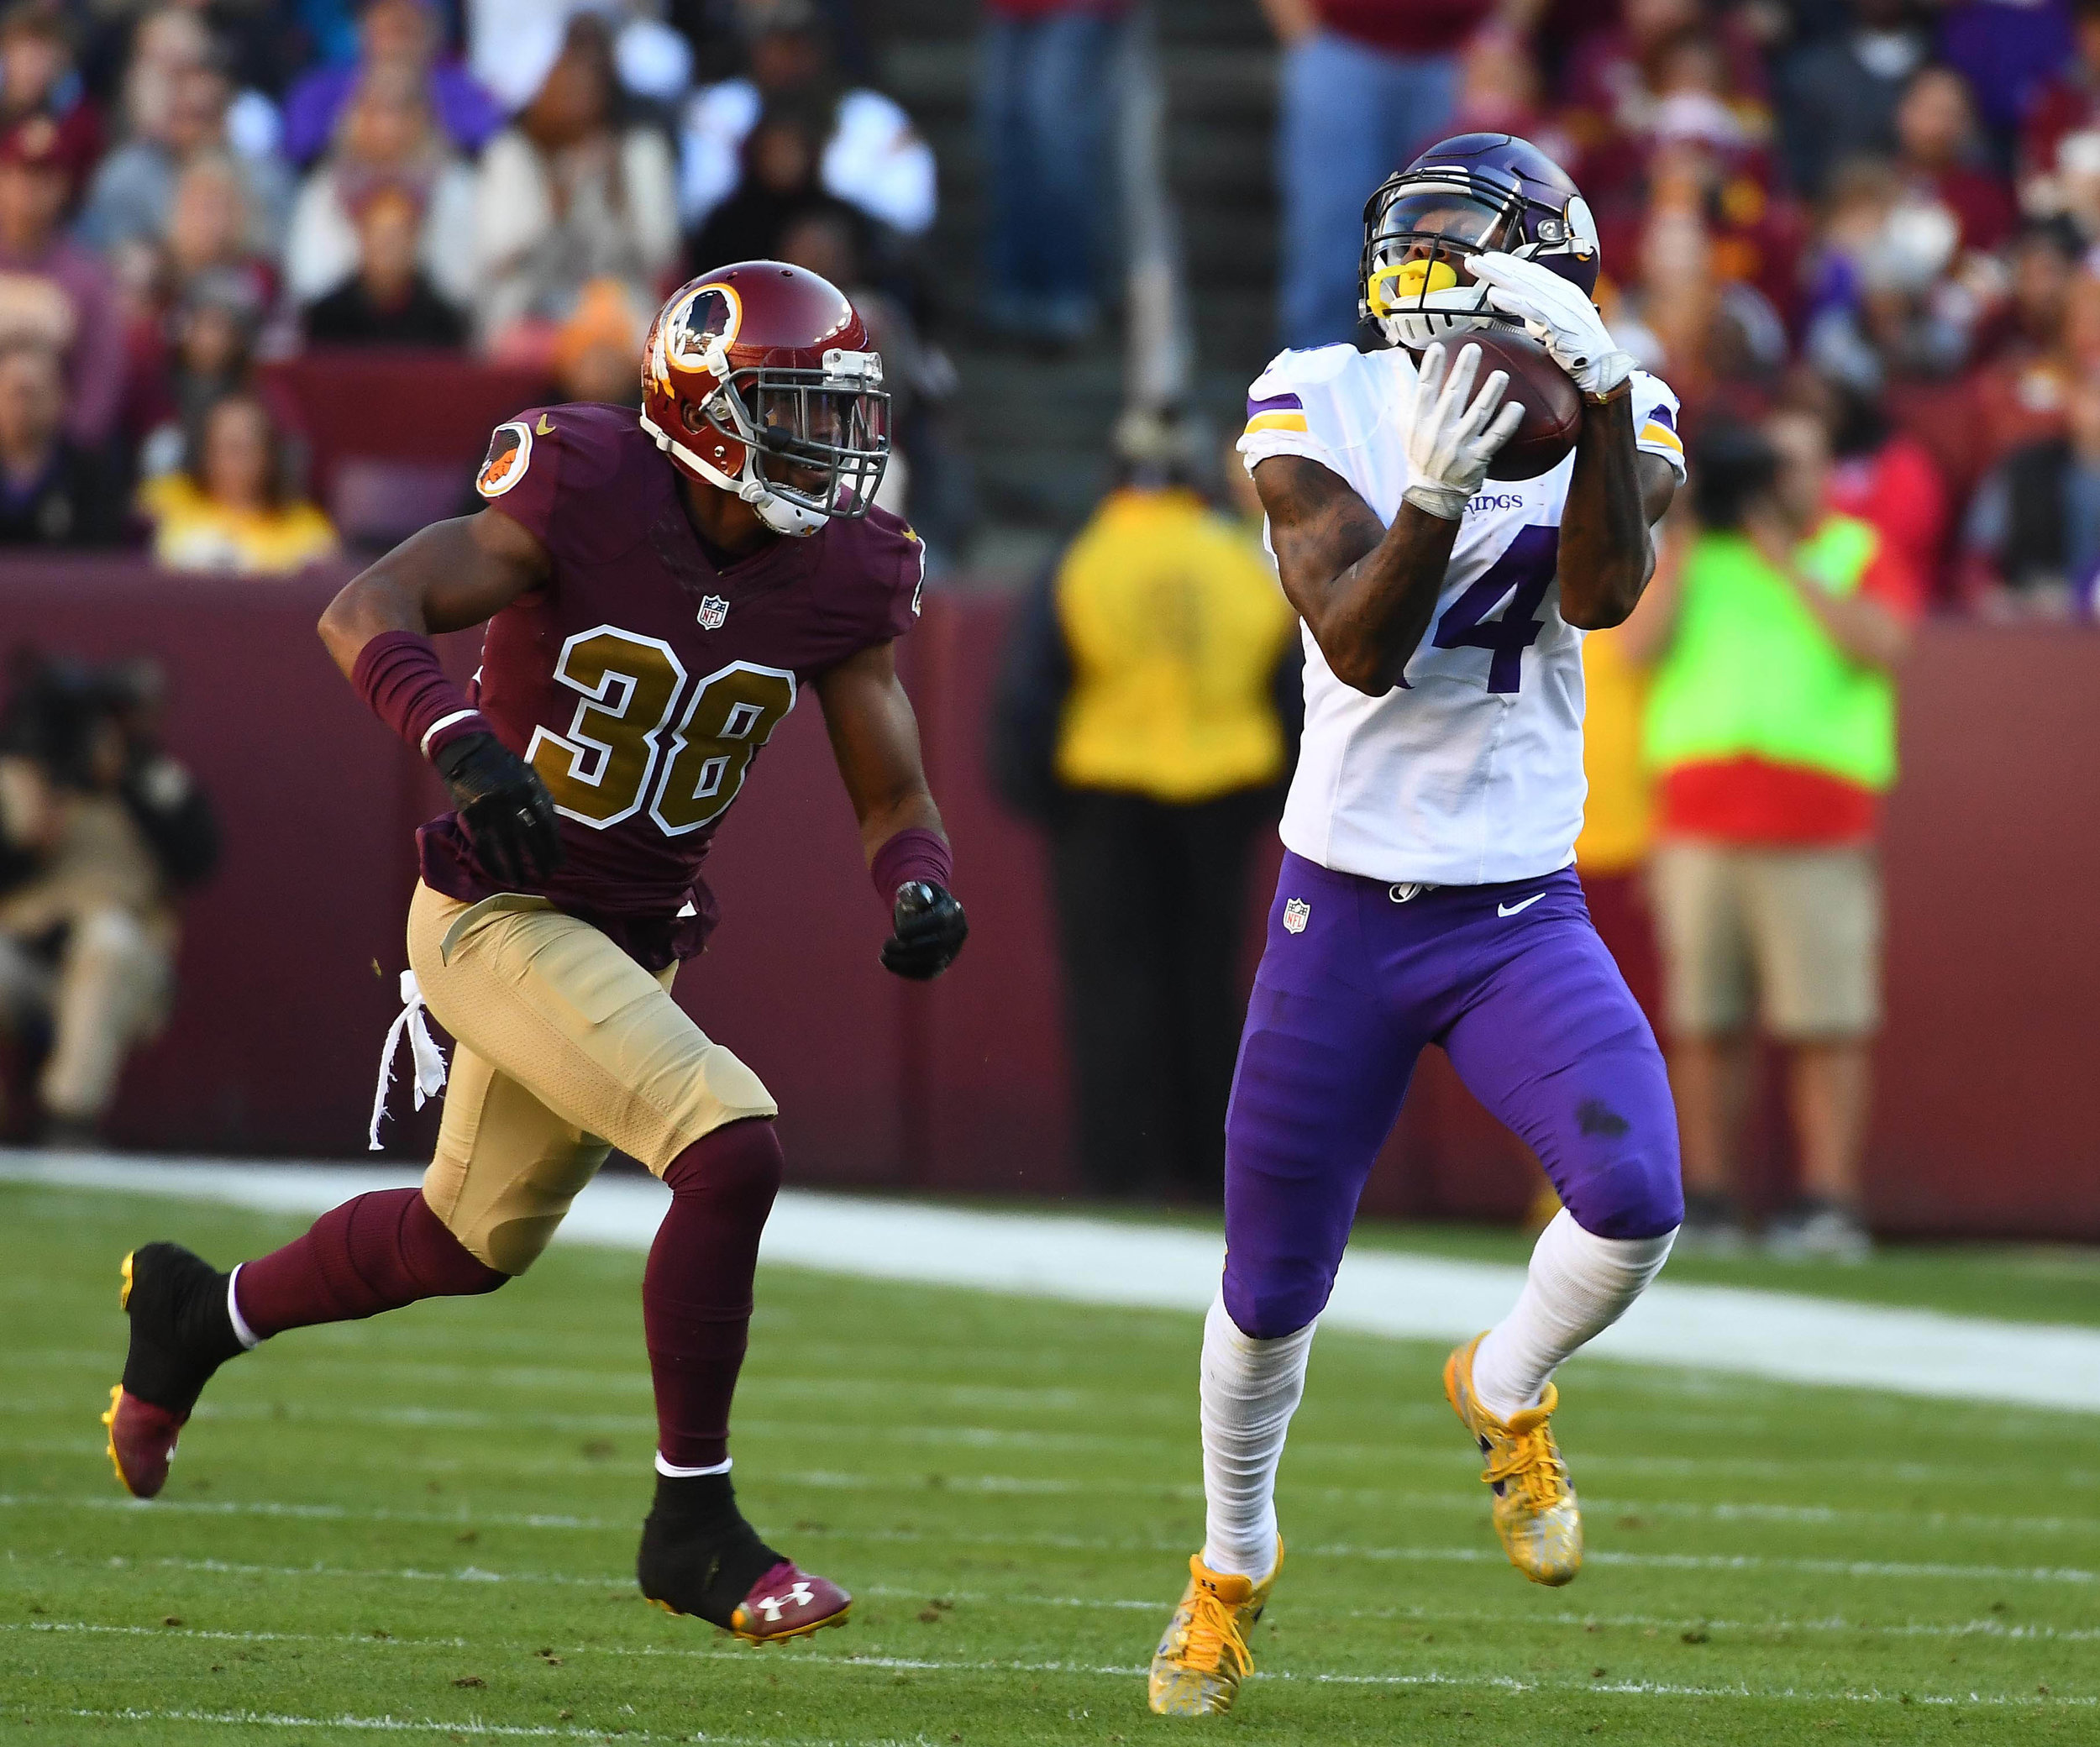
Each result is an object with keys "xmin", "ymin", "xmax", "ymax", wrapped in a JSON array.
[
  {"xmin": 1239, "ymin": 343, "xmax": 1684, "ymax": 887},
  {"xmin": 417, "ymin": 402, "xmax": 924, "ymax": 966}
]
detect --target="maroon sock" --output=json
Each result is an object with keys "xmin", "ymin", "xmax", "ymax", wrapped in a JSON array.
[
  {"xmin": 233, "ymin": 1188, "xmax": 507, "ymax": 1340},
  {"xmin": 644, "ymin": 1118, "xmax": 784, "ymax": 1470}
]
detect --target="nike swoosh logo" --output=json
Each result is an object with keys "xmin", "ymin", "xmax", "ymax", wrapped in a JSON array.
[
  {"xmin": 1498, "ymin": 894, "xmax": 1546, "ymax": 917},
  {"xmin": 535, "ymin": 415, "xmax": 555, "ymax": 436}
]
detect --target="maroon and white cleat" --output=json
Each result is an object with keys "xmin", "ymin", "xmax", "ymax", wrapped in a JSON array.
[
  {"xmin": 102, "ymin": 1383, "xmax": 186, "ymax": 1500},
  {"xmin": 728, "ymin": 1560, "xmax": 852, "ymax": 1644}
]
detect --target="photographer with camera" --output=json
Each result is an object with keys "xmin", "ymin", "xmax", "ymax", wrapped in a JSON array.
[{"xmin": 0, "ymin": 651, "xmax": 218, "ymax": 1146}]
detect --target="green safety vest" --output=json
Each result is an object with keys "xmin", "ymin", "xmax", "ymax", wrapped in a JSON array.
[{"xmin": 1644, "ymin": 516, "xmax": 1897, "ymax": 793}]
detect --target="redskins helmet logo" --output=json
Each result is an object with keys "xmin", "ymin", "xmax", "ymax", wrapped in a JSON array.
[
  {"xmin": 476, "ymin": 421, "xmax": 533, "ymax": 498},
  {"xmin": 653, "ymin": 282, "xmax": 743, "ymax": 386}
]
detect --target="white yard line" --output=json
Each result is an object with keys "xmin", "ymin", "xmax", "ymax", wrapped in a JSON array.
[
  {"xmin": 7, "ymin": 1152, "xmax": 2098, "ymax": 1413},
  {"xmin": 16, "ymin": 1529, "xmax": 2097, "ymax": 1587}
]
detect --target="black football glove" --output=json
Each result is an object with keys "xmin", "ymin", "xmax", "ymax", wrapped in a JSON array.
[
  {"xmin": 881, "ymin": 880, "xmax": 968, "ymax": 980},
  {"xmin": 433, "ymin": 732, "xmax": 564, "ymax": 889}
]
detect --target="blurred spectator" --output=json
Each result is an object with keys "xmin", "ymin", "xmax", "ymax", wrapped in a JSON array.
[
  {"xmin": 548, "ymin": 274, "xmax": 646, "ymax": 405},
  {"xmin": 1788, "ymin": 364, "xmax": 1950, "ymax": 595},
  {"xmin": 1268, "ymin": 0, "xmax": 1512, "ymax": 349},
  {"xmin": 281, "ymin": 0, "xmax": 500, "ymax": 169},
  {"xmin": 774, "ymin": 200, "xmax": 971, "ymax": 543},
  {"xmin": 0, "ymin": 652, "xmax": 217, "ymax": 1147},
  {"xmin": 139, "ymin": 387, "xmax": 337, "ymax": 572},
  {"xmin": 1803, "ymin": 160, "xmax": 1973, "ymax": 396},
  {"xmin": 1962, "ymin": 364, "xmax": 2100, "ymax": 615},
  {"xmin": 680, "ymin": 0, "xmax": 932, "ymax": 240},
  {"xmin": 1776, "ymin": 0, "xmax": 1928, "ymax": 198},
  {"xmin": 685, "ymin": 100, "xmax": 841, "ymax": 272},
  {"xmin": 77, "ymin": 26, "xmax": 291, "ymax": 265},
  {"xmin": 469, "ymin": 0, "xmax": 697, "ymax": 116},
  {"xmin": 979, "ymin": 0, "xmax": 1131, "ymax": 344},
  {"xmin": 1644, "ymin": 416, "xmax": 1920, "ymax": 1261},
  {"xmin": 1893, "ymin": 66, "xmax": 2013, "ymax": 254},
  {"xmin": 302, "ymin": 182, "xmax": 465, "ymax": 347},
  {"xmin": 0, "ymin": 113, "xmax": 124, "ymax": 448},
  {"xmin": 1962, "ymin": 220, "xmax": 2081, "ymax": 484},
  {"xmin": 990, "ymin": 408, "xmax": 1298, "ymax": 1199},
  {"xmin": 130, "ymin": 265, "xmax": 270, "ymax": 479},
  {"xmin": 0, "ymin": 336, "xmax": 123, "ymax": 545},
  {"xmin": 1614, "ymin": 160, "xmax": 1788, "ymax": 416},
  {"xmin": 2020, "ymin": 0, "xmax": 2100, "ymax": 202},
  {"xmin": 471, "ymin": 13, "xmax": 678, "ymax": 358},
  {"xmin": 284, "ymin": 62, "xmax": 476, "ymax": 312},
  {"xmin": 1937, "ymin": 0, "xmax": 2073, "ymax": 156},
  {"xmin": 0, "ymin": 1, "xmax": 102, "ymax": 207}
]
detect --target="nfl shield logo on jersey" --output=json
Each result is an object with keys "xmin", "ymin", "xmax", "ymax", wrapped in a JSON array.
[
  {"xmin": 1283, "ymin": 898, "xmax": 1310, "ymax": 935},
  {"xmin": 697, "ymin": 595, "xmax": 729, "ymax": 630}
]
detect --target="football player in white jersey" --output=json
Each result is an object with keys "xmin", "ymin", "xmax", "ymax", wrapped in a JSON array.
[{"xmin": 1147, "ymin": 134, "xmax": 1688, "ymax": 1718}]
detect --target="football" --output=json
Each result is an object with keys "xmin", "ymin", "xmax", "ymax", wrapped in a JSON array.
[{"xmin": 1455, "ymin": 325, "xmax": 1583, "ymax": 481}]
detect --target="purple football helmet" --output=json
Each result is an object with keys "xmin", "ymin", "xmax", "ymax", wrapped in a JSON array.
[{"xmin": 1358, "ymin": 133, "xmax": 1600, "ymax": 350}]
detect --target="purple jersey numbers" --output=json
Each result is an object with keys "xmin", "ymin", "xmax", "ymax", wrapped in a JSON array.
[{"xmin": 1431, "ymin": 524, "xmax": 1561, "ymax": 694}]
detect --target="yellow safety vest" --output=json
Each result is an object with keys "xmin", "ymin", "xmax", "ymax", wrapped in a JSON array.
[{"xmin": 1053, "ymin": 489, "xmax": 1296, "ymax": 803}]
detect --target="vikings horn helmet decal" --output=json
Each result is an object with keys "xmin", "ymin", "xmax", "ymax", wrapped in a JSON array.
[
  {"xmin": 640, "ymin": 262, "xmax": 890, "ymax": 538},
  {"xmin": 1359, "ymin": 134, "xmax": 1600, "ymax": 351}
]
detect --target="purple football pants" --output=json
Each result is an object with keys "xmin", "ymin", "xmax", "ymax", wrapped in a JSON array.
[{"xmin": 1222, "ymin": 853, "xmax": 1683, "ymax": 1340}]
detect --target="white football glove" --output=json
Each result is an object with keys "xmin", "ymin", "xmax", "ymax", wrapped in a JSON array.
[
  {"xmin": 1402, "ymin": 341, "xmax": 1526, "ymax": 522},
  {"xmin": 1470, "ymin": 250, "xmax": 1635, "ymax": 398}
]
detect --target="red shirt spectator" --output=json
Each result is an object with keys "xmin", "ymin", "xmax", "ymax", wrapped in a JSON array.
[
  {"xmin": 0, "ymin": 2, "xmax": 100, "ymax": 209},
  {"xmin": 0, "ymin": 114, "xmax": 123, "ymax": 448},
  {"xmin": 2021, "ymin": 0, "xmax": 2100, "ymax": 191},
  {"xmin": 1895, "ymin": 64, "xmax": 2016, "ymax": 254}
]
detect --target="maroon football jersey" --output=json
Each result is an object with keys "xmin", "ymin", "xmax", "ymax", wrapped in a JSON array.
[{"xmin": 417, "ymin": 402, "xmax": 924, "ymax": 967}]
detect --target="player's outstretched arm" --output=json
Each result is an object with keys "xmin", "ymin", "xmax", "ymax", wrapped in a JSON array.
[
  {"xmin": 1255, "ymin": 341, "xmax": 1520, "ymax": 696},
  {"xmin": 317, "ymin": 510, "xmax": 549, "ymax": 675},
  {"xmin": 1555, "ymin": 391, "xmax": 1653, "ymax": 631},
  {"xmin": 1255, "ymin": 460, "xmax": 1460, "ymax": 695},
  {"xmin": 815, "ymin": 640, "xmax": 968, "ymax": 980},
  {"xmin": 318, "ymin": 510, "xmax": 564, "ymax": 887}
]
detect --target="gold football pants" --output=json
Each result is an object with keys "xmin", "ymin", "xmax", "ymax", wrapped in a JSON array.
[{"xmin": 403, "ymin": 883, "xmax": 777, "ymax": 1275}]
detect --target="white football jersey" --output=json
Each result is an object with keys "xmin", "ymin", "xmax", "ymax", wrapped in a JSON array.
[{"xmin": 1239, "ymin": 343, "xmax": 1685, "ymax": 887}]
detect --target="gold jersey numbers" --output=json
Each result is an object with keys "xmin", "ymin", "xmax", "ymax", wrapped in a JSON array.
[{"xmin": 524, "ymin": 627, "xmax": 795, "ymax": 834}]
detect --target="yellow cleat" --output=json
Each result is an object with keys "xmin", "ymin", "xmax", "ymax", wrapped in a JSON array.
[
  {"xmin": 1444, "ymin": 1334, "xmax": 1582, "ymax": 1586},
  {"xmin": 1147, "ymin": 1540, "xmax": 1282, "ymax": 1718}
]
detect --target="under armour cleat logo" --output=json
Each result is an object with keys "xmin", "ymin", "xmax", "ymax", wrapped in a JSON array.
[{"xmin": 757, "ymin": 1580, "xmax": 815, "ymax": 1620}]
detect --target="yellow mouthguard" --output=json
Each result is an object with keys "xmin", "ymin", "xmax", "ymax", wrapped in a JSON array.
[{"xmin": 1368, "ymin": 259, "xmax": 1459, "ymax": 314}]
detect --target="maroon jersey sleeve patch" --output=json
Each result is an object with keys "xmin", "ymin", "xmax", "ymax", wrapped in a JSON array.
[{"xmin": 475, "ymin": 411, "xmax": 562, "ymax": 541}]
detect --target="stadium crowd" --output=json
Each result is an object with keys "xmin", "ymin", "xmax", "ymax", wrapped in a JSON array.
[{"xmin": 0, "ymin": 0, "xmax": 947, "ymax": 569}]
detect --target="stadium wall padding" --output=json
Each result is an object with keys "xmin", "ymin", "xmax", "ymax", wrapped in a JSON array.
[{"xmin": 3, "ymin": 561, "xmax": 2095, "ymax": 1239}]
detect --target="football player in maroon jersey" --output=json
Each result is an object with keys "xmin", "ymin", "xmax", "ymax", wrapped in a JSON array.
[{"xmin": 102, "ymin": 263, "xmax": 969, "ymax": 1645}]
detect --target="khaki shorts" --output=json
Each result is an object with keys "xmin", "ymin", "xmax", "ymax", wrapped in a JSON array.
[
  {"xmin": 405, "ymin": 883, "xmax": 776, "ymax": 1274},
  {"xmin": 1648, "ymin": 841, "xmax": 1882, "ymax": 1041}
]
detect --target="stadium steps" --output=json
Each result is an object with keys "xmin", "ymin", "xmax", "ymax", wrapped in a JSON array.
[{"xmin": 877, "ymin": 0, "xmax": 1280, "ymax": 581}]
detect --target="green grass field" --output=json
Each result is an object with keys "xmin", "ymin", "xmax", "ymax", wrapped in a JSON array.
[{"xmin": 4, "ymin": 1180, "xmax": 2097, "ymax": 1746}]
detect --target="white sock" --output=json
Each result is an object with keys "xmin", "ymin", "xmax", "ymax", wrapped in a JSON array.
[
  {"xmin": 1470, "ymin": 1209, "xmax": 1677, "ymax": 1421},
  {"xmin": 225, "ymin": 1266, "xmax": 261, "ymax": 1351},
  {"xmin": 654, "ymin": 1453, "xmax": 732, "ymax": 1478},
  {"xmin": 1199, "ymin": 1293, "xmax": 1313, "ymax": 1578}
]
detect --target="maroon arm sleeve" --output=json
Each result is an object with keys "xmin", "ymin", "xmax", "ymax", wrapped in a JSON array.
[
  {"xmin": 351, "ymin": 630, "xmax": 489, "ymax": 761},
  {"xmin": 869, "ymin": 825, "xmax": 952, "ymax": 903}
]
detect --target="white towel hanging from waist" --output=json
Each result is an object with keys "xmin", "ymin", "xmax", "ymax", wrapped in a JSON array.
[{"xmin": 368, "ymin": 969, "xmax": 449, "ymax": 1151}]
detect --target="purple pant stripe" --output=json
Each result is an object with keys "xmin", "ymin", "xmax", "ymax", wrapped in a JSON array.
[{"xmin": 1221, "ymin": 854, "xmax": 1683, "ymax": 1340}]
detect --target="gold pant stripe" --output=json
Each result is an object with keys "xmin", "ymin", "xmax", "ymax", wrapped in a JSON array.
[{"xmin": 405, "ymin": 883, "xmax": 776, "ymax": 1273}]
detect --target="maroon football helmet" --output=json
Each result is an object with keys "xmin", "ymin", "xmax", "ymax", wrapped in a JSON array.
[{"xmin": 640, "ymin": 261, "xmax": 890, "ymax": 536}]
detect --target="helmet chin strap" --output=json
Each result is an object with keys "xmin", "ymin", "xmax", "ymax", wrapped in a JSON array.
[
  {"xmin": 641, "ymin": 408, "xmax": 832, "ymax": 538},
  {"xmin": 742, "ymin": 477, "xmax": 829, "ymax": 537}
]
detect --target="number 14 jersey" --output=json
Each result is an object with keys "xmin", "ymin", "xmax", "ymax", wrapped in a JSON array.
[
  {"xmin": 417, "ymin": 402, "xmax": 925, "ymax": 968},
  {"xmin": 1239, "ymin": 342, "xmax": 1686, "ymax": 887}
]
